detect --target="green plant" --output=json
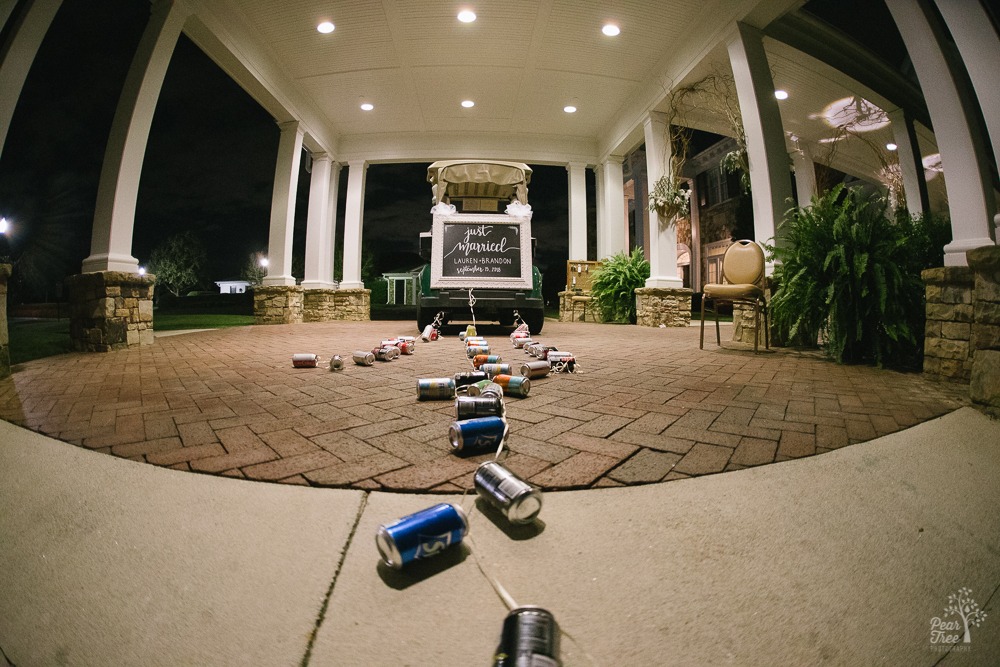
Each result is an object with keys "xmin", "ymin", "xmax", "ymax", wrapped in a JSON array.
[
  {"xmin": 589, "ymin": 248, "xmax": 649, "ymax": 324},
  {"xmin": 770, "ymin": 184, "xmax": 931, "ymax": 368}
]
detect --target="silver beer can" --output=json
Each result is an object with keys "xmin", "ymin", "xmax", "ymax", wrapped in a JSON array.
[{"xmin": 474, "ymin": 461, "xmax": 543, "ymax": 524}]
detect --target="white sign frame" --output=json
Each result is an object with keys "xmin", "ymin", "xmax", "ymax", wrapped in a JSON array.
[{"xmin": 430, "ymin": 213, "xmax": 533, "ymax": 290}]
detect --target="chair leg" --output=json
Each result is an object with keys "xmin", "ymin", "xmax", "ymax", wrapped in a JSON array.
[
  {"xmin": 753, "ymin": 303, "xmax": 759, "ymax": 353},
  {"xmin": 699, "ymin": 295, "xmax": 706, "ymax": 349},
  {"xmin": 714, "ymin": 302, "xmax": 721, "ymax": 346},
  {"xmin": 763, "ymin": 303, "xmax": 770, "ymax": 350}
]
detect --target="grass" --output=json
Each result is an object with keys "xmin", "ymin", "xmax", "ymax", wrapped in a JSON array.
[{"xmin": 6, "ymin": 313, "xmax": 254, "ymax": 365}]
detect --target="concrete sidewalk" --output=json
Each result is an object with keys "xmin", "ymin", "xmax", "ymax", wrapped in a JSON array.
[{"xmin": 1, "ymin": 409, "xmax": 998, "ymax": 666}]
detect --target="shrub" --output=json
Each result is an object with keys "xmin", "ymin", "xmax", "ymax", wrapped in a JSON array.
[
  {"xmin": 770, "ymin": 184, "xmax": 942, "ymax": 368},
  {"xmin": 589, "ymin": 248, "xmax": 649, "ymax": 323}
]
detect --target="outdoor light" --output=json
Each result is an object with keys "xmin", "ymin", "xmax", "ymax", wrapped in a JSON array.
[
  {"xmin": 457, "ymin": 10, "xmax": 476, "ymax": 23},
  {"xmin": 360, "ymin": 102, "xmax": 374, "ymax": 111},
  {"xmin": 602, "ymin": 23, "xmax": 620, "ymax": 36},
  {"xmin": 461, "ymin": 100, "xmax": 475, "ymax": 108},
  {"xmin": 886, "ymin": 142, "xmax": 898, "ymax": 151},
  {"xmin": 317, "ymin": 21, "xmax": 335, "ymax": 33},
  {"xmin": 563, "ymin": 105, "xmax": 577, "ymax": 113},
  {"xmin": 774, "ymin": 90, "xmax": 788, "ymax": 100},
  {"xmin": 260, "ymin": 257, "xmax": 269, "ymax": 268},
  {"xmin": 138, "ymin": 267, "xmax": 146, "ymax": 276},
  {"xmin": 0, "ymin": 217, "xmax": 7, "ymax": 234}
]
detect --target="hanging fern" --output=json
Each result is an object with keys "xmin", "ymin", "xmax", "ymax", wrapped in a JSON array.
[{"xmin": 589, "ymin": 248, "xmax": 650, "ymax": 324}]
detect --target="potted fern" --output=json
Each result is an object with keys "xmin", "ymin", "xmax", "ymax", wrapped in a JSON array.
[{"xmin": 589, "ymin": 248, "xmax": 650, "ymax": 324}]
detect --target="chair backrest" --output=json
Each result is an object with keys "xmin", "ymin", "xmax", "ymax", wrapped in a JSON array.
[{"xmin": 721, "ymin": 240, "xmax": 764, "ymax": 286}]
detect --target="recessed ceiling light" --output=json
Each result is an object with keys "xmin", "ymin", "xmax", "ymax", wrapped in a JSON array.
[
  {"xmin": 886, "ymin": 142, "xmax": 898, "ymax": 151},
  {"xmin": 602, "ymin": 23, "xmax": 620, "ymax": 37},
  {"xmin": 457, "ymin": 10, "xmax": 476, "ymax": 23},
  {"xmin": 360, "ymin": 102, "xmax": 374, "ymax": 111},
  {"xmin": 461, "ymin": 100, "xmax": 475, "ymax": 108},
  {"xmin": 774, "ymin": 90, "xmax": 788, "ymax": 100},
  {"xmin": 564, "ymin": 105, "xmax": 577, "ymax": 113},
  {"xmin": 317, "ymin": 21, "xmax": 335, "ymax": 34}
]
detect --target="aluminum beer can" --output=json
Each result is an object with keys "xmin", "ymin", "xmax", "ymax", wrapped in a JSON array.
[
  {"xmin": 416, "ymin": 378, "xmax": 456, "ymax": 400},
  {"xmin": 456, "ymin": 394, "xmax": 505, "ymax": 419},
  {"xmin": 472, "ymin": 354, "xmax": 502, "ymax": 368},
  {"xmin": 492, "ymin": 374, "xmax": 530, "ymax": 398},
  {"xmin": 352, "ymin": 350, "xmax": 376, "ymax": 366},
  {"xmin": 547, "ymin": 352, "xmax": 576, "ymax": 373},
  {"xmin": 474, "ymin": 461, "xmax": 543, "ymax": 524},
  {"xmin": 449, "ymin": 416, "xmax": 507, "ymax": 452},
  {"xmin": 524, "ymin": 342, "xmax": 543, "ymax": 357},
  {"xmin": 493, "ymin": 606, "xmax": 561, "ymax": 667},
  {"xmin": 454, "ymin": 370, "xmax": 489, "ymax": 388},
  {"xmin": 292, "ymin": 353, "xmax": 319, "ymax": 368},
  {"xmin": 329, "ymin": 355, "xmax": 344, "ymax": 371},
  {"xmin": 535, "ymin": 345, "xmax": 558, "ymax": 360},
  {"xmin": 373, "ymin": 345, "xmax": 400, "ymax": 361},
  {"xmin": 467, "ymin": 345, "xmax": 491, "ymax": 359},
  {"xmin": 380, "ymin": 339, "xmax": 399, "ymax": 347},
  {"xmin": 375, "ymin": 503, "xmax": 469, "ymax": 569},
  {"xmin": 480, "ymin": 363, "xmax": 513, "ymax": 378},
  {"xmin": 468, "ymin": 380, "xmax": 504, "ymax": 398},
  {"xmin": 520, "ymin": 360, "xmax": 551, "ymax": 379},
  {"xmin": 513, "ymin": 337, "xmax": 532, "ymax": 349},
  {"xmin": 397, "ymin": 340, "xmax": 414, "ymax": 355},
  {"xmin": 465, "ymin": 337, "xmax": 488, "ymax": 346},
  {"xmin": 397, "ymin": 335, "xmax": 416, "ymax": 344}
]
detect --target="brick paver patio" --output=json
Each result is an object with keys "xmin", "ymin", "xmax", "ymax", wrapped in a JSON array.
[{"xmin": 0, "ymin": 320, "xmax": 969, "ymax": 491}]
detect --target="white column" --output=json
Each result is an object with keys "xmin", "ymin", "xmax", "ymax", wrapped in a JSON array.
[
  {"xmin": 643, "ymin": 112, "xmax": 683, "ymax": 288},
  {"xmin": 262, "ymin": 121, "xmax": 303, "ymax": 286},
  {"xmin": 302, "ymin": 152, "xmax": 334, "ymax": 289},
  {"xmin": 887, "ymin": 108, "xmax": 928, "ymax": 216},
  {"xmin": 886, "ymin": 0, "xmax": 996, "ymax": 265},
  {"xmin": 340, "ymin": 160, "xmax": 368, "ymax": 289},
  {"xmin": 728, "ymin": 22, "xmax": 793, "ymax": 266},
  {"xmin": 934, "ymin": 0, "xmax": 1000, "ymax": 175},
  {"xmin": 83, "ymin": 0, "xmax": 187, "ymax": 274},
  {"xmin": 689, "ymin": 178, "xmax": 702, "ymax": 293},
  {"xmin": 566, "ymin": 162, "xmax": 588, "ymax": 260},
  {"xmin": 0, "ymin": 0, "xmax": 62, "ymax": 157},
  {"xmin": 594, "ymin": 165, "xmax": 606, "ymax": 259},
  {"xmin": 325, "ymin": 162, "xmax": 341, "ymax": 285},
  {"xmin": 599, "ymin": 157, "xmax": 626, "ymax": 258},
  {"xmin": 791, "ymin": 149, "xmax": 817, "ymax": 208}
]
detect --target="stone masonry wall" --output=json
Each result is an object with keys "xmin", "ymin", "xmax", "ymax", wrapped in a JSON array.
[
  {"xmin": 66, "ymin": 271, "xmax": 155, "ymax": 352},
  {"xmin": 921, "ymin": 267, "xmax": 974, "ymax": 383},
  {"xmin": 0, "ymin": 264, "xmax": 10, "ymax": 377},
  {"xmin": 331, "ymin": 288, "xmax": 370, "ymax": 321},
  {"xmin": 967, "ymin": 246, "xmax": 1000, "ymax": 416},
  {"xmin": 303, "ymin": 289, "xmax": 337, "ymax": 322},
  {"xmin": 635, "ymin": 287, "xmax": 692, "ymax": 327},
  {"xmin": 253, "ymin": 286, "xmax": 304, "ymax": 324}
]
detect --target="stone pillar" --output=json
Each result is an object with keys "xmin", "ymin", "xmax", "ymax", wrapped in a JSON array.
[
  {"xmin": 252, "ymin": 285, "xmax": 303, "ymax": 324},
  {"xmin": 340, "ymin": 160, "xmax": 368, "ymax": 289},
  {"xmin": 65, "ymin": 271, "xmax": 155, "ymax": 352},
  {"xmin": 921, "ymin": 267, "xmax": 974, "ymax": 382},
  {"xmin": 886, "ymin": 0, "xmax": 996, "ymax": 265},
  {"xmin": 0, "ymin": 0, "xmax": 61, "ymax": 157},
  {"xmin": 887, "ymin": 108, "xmax": 929, "ymax": 215},
  {"xmin": 968, "ymin": 246, "xmax": 1000, "ymax": 416},
  {"xmin": 302, "ymin": 152, "xmax": 335, "ymax": 290},
  {"xmin": 727, "ymin": 22, "xmax": 793, "ymax": 267},
  {"xmin": 635, "ymin": 287, "xmax": 692, "ymax": 328},
  {"xmin": 83, "ymin": 0, "xmax": 188, "ymax": 274},
  {"xmin": 0, "ymin": 264, "xmax": 10, "ymax": 377},
  {"xmin": 567, "ymin": 162, "xmax": 588, "ymax": 260},
  {"xmin": 263, "ymin": 121, "xmax": 303, "ymax": 286},
  {"xmin": 303, "ymin": 288, "xmax": 336, "ymax": 322}
]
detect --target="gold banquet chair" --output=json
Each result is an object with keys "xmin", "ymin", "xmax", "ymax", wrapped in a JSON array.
[{"xmin": 700, "ymin": 240, "xmax": 770, "ymax": 352}]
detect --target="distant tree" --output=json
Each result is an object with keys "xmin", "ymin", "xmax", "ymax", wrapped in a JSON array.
[
  {"xmin": 240, "ymin": 250, "xmax": 267, "ymax": 286},
  {"xmin": 147, "ymin": 231, "xmax": 207, "ymax": 297}
]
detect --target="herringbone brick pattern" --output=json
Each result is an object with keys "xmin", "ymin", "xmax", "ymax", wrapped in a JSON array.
[{"xmin": 0, "ymin": 320, "xmax": 968, "ymax": 491}]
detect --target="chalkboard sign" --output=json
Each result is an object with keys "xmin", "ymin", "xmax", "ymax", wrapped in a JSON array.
[
  {"xmin": 430, "ymin": 214, "xmax": 532, "ymax": 289},
  {"xmin": 441, "ymin": 221, "xmax": 521, "ymax": 278}
]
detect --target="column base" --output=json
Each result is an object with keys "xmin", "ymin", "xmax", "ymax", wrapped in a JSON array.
[
  {"xmin": 558, "ymin": 290, "xmax": 601, "ymax": 323},
  {"xmin": 967, "ymin": 246, "xmax": 1000, "ymax": 415},
  {"xmin": 0, "ymin": 264, "xmax": 11, "ymax": 378},
  {"xmin": 921, "ymin": 266, "xmax": 974, "ymax": 383},
  {"xmin": 329, "ymin": 288, "xmax": 370, "ymax": 321},
  {"xmin": 635, "ymin": 287, "xmax": 692, "ymax": 327},
  {"xmin": 253, "ymin": 285, "xmax": 304, "ymax": 324},
  {"xmin": 65, "ymin": 271, "xmax": 156, "ymax": 352}
]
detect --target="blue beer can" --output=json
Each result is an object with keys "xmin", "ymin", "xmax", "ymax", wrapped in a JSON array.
[
  {"xmin": 375, "ymin": 503, "xmax": 469, "ymax": 569},
  {"xmin": 449, "ymin": 416, "xmax": 508, "ymax": 452}
]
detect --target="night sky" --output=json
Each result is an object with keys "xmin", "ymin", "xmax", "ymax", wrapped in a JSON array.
[{"xmin": 0, "ymin": 0, "xmax": 584, "ymax": 307}]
